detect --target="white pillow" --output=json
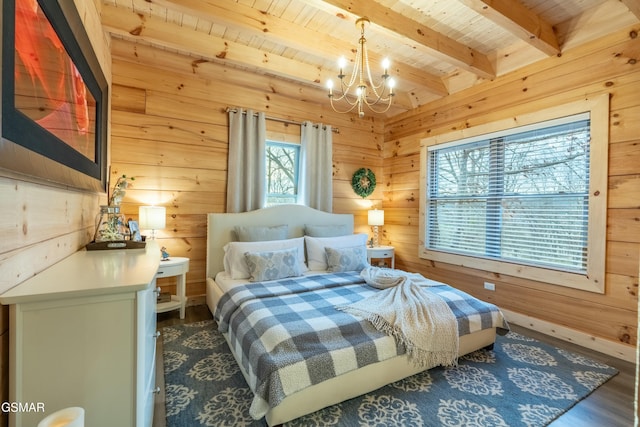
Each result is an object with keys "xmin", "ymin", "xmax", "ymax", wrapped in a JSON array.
[
  {"xmin": 305, "ymin": 233, "xmax": 368, "ymax": 271},
  {"xmin": 224, "ymin": 237, "xmax": 306, "ymax": 279}
]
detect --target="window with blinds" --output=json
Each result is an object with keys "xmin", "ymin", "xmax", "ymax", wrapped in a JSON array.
[{"xmin": 426, "ymin": 113, "xmax": 590, "ymax": 273}]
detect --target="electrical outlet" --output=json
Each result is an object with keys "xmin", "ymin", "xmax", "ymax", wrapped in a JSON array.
[{"xmin": 484, "ymin": 282, "xmax": 496, "ymax": 291}]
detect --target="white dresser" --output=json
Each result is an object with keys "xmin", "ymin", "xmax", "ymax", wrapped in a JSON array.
[{"xmin": 0, "ymin": 243, "xmax": 161, "ymax": 427}]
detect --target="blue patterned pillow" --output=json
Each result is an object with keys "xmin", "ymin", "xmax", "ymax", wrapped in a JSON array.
[
  {"xmin": 325, "ymin": 245, "xmax": 369, "ymax": 273},
  {"xmin": 244, "ymin": 247, "xmax": 302, "ymax": 282}
]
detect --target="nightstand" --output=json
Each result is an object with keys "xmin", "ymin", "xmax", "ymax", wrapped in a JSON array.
[
  {"xmin": 156, "ymin": 256, "xmax": 189, "ymax": 319},
  {"xmin": 367, "ymin": 245, "xmax": 395, "ymax": 269}
]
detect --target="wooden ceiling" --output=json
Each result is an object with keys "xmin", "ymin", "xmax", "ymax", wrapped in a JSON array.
[{"xmin": 100, "ymin": 0, "xmax": 640, "ymax": 118}]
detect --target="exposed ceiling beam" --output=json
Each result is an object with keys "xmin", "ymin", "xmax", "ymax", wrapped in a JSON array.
[
  {"xmin": 457, "ymin": 0, "xmax": 560, "ymax": 55},
  {"xmin": 100, "ymin": 4, "xmax": 415, "ymax": 111},
  {"xmin": 101, "ymin": 5, "xmax": 320, "ymax": 84},
  {"xmin": 314, "ymin": 0, "xmax": 496, "ymax": 79},
  {"xmin": 148, "ymin": 0, "xmax": 448, "ymax": 96},
  {"xmin": 620, "ymin": 0, "xmax": 640, "ymax": 20}
]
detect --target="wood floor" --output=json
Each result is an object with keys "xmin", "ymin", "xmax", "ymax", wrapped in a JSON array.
[{"xmin": 153, "ymin": 305, "xmax": 636, "ymax": 427}]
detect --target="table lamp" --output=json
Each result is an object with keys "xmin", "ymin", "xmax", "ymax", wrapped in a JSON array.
[
  {"xmin": 368, "ymin": 209, "xmax": 384, "ymax": 247},
  {"xmin": 139, "ymin": 206, "xmax": 166, "ymax": 240}
]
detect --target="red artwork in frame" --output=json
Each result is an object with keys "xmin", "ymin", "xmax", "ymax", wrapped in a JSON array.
[{"xmin": 1, "ymin": 0, "xmax": 108, "ymax": 192}]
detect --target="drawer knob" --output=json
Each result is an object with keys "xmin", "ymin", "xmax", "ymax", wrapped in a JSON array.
[
  {"xmin": 155, "ymin": 331, "xmax": 161, "ymax": 339},
  {"xmin": 153, "ymin": 386, "xmax": 161, "ymax": 394}
]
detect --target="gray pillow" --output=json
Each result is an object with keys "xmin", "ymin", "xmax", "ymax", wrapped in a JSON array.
[
  {"xmin": 235, "ymin": 224, "xmax": 288, "ymax": 242},
  {"xmin": 245, "ymin": 247, "xmax": 302, "ymax": 282},
  {"xmin": 325, "ymin": 245, "xmax": 369, "ymax": 273},
  {"xmin": 304, "ymin": 224, "xmax": 350, "ymax": 237}
]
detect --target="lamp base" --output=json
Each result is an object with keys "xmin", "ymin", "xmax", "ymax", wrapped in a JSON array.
[{"xmin": 372, "ymin": 225, "xmax": 379, "ymax": 247}]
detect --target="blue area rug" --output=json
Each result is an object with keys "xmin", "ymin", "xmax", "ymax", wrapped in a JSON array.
[{"xmin": 162, "ymin": 319, "xmax": 617, "ymax": 426}]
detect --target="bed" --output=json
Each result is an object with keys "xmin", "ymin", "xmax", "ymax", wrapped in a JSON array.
[{"xmin": 205, "ymin": 204, "xmax": 508, "ymax": 426}]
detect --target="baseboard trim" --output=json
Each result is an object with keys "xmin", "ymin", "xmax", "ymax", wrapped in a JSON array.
[{"xmin": 502, "ymin": 309, "xmax": 636, "ymax": 363}]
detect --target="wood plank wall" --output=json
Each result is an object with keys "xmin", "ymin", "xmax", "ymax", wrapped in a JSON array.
[
  {"xmin": 0, "ymin": 3, "xmax": 630, "ymax": 424},
  {"xmin": 0, "ymin": 1, "xmax": 108, "ymax": 426},
  {"xmin": 383, "ymin": 25, "xmax": 640, "ymax": 350},
  {"xmin": 109, "ymin": 38, "xmax": 384, "ymax": 298}
]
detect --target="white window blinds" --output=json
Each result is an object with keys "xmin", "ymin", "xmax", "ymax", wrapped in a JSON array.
[{"xmin": 426, "ymin": 113, "xmax": 591, "ymax": 273}]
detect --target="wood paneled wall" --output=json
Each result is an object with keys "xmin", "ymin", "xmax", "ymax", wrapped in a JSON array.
[
  {"xmin": 383, "ymin": 25, "xmax": 640, "ymax": 353},
  {"xmin": 0, "ymin": 2, "xmax": 631, "ymax": 424},
  {"xmin": 0, "ymin": 1, "xmax": 108, "ymax": 425},
  {"xmin": 109, "ymin": 39, "xmax": 384, "ymax": 297}
]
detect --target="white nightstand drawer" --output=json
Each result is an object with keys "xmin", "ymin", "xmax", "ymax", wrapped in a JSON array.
[
  {"xmin": 157, "ymin": 264, "xmax": 185, "ymax": 277},
  {"xmin": 371, "ymin": 249, "xmax": 392, "ymax": 257},
  {"xmin": 156, "ymin": 257, "xmax": 189, "ymax": 277}
]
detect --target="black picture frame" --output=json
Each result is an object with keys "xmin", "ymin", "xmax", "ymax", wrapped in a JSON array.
[{"xmin": 1, "ymin": 0, "xmax": 108, "ymax": 192}]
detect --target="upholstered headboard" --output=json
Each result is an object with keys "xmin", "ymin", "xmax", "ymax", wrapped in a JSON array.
[{"xmin": 206, "ymin": 205, "xmax": 354, "ymax": 278}]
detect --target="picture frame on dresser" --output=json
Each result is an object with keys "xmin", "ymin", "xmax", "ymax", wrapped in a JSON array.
[{"xmin": 0, "ymin": 0, "xmax": 108, "ymax": 192}]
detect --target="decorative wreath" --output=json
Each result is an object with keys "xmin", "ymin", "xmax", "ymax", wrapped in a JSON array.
[{"xmin": 351, "ymin": 168, "xmax": 376, "ymax": 198}]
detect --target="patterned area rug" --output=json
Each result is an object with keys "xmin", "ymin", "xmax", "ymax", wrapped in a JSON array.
[{"xmin": 162, "ymin": 320, "xmax": 617, "ymax": 427}]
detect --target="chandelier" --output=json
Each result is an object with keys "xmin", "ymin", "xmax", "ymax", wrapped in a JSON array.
[{"xmin": 326, "ymin": 17, "xmax": 396, "ymax": 118}]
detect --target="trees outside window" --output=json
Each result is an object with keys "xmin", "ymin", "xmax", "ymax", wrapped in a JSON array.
[
  {"xmin": 427, "ymin": 115, "xmax": 590, "ymax": 273},
  {"xmin": 266, "ymin": 141, "xmax": 299, "ymax": 205},
  {"xmin": 419, "ymin": 95, "xmax": 609, "ymax": 293}
]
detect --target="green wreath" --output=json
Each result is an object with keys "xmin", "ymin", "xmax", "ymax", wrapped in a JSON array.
[{"xmin": 351, "ymin": 168, "xmax": 376, "ymax": 198}]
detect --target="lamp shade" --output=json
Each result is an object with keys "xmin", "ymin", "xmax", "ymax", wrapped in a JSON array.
[
  {"xmin": 37, "ymin": 407, "xmax": 84, "ymax": 427},
  {"xmin": 139, "ymin": 206, "xmax": 166, "ymax": 230},
  {"xmin": 368, "ymin": 209, "xmax": 384, "ymax": 226}
]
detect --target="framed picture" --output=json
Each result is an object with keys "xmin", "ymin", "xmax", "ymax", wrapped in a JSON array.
[
  {"xmin": 128, "ymin": 220, "xmax": 142, "ymax": 242},
  {"xmin": 0, "ymin": 0, "xmax": 108, "ymax": 192}
]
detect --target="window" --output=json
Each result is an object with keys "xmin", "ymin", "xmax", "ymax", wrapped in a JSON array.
[
  {"xmin": 419, "ymin": 96, "xmax": 609, "ymax": 293},
  {"xmin": 266, "ymin": 141, "xmax": 300, "ymax": 206},
  {"xmin": 427, "ymin": 114, "xmax": 590, "ymax": 271}
]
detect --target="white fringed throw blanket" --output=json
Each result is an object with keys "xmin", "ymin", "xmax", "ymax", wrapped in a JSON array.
[{"xmin": 337, "ymin": 267, "xmax": 459, "ymax": 368}]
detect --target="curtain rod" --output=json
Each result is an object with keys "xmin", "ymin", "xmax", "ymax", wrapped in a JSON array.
[{"xmin": 226, "ymin": 108, "xmax": 340, "ymax": 134}]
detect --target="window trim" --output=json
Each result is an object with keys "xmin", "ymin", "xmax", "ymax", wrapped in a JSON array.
[{"xmin": 419, "ymin": 95, "xmax": 609, "ymax": 293}]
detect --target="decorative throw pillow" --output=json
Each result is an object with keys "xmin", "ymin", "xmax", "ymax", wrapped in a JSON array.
[
  {"xmin": 234, "ymin": 224, "xmax": 288, "ymax": 242},
  {"xmin": 245, "ymin": 247, "xmax": 302, "ymax": 282},
  {"xmin": 305, "ymin": 233, "xmax": 368, "ymax": 271},
  {"xmin": 224, "ymin": 237, "xmax": 306, "ymax": 279},
  {"xmin": 325, "ymin": 245, "xmax": 369, "ymax": 273}
]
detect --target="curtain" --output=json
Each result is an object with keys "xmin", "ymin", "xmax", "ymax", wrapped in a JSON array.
[
  {"xmin": 298, "ymin": 122, "xmax": 333, "ymax": 211},
  {"xmin": 226, "ymin": 108, "xmax": 266, "ymax": 212}
]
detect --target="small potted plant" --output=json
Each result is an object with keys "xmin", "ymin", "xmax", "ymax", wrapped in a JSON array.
[{"xmin": 88, "ymin": 175, "xmax": 144, "ymax": 250}]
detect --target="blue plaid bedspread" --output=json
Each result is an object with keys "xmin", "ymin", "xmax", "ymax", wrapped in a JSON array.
[{"xmin": 214, "ymin": 271, "xmax": 509, "ymax": 419}]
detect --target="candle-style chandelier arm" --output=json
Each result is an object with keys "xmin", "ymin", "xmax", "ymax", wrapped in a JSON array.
[
  {"xmin": 328, "ymin": 94, "xmax": 360, "ymax": 114},
  {"xmin": 362, "ymin": 45, "xmax": 388, "ymax": 94},
  {"xmin": 361, "ymin": 36, "xmax": 395, "ymax": 107}
]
